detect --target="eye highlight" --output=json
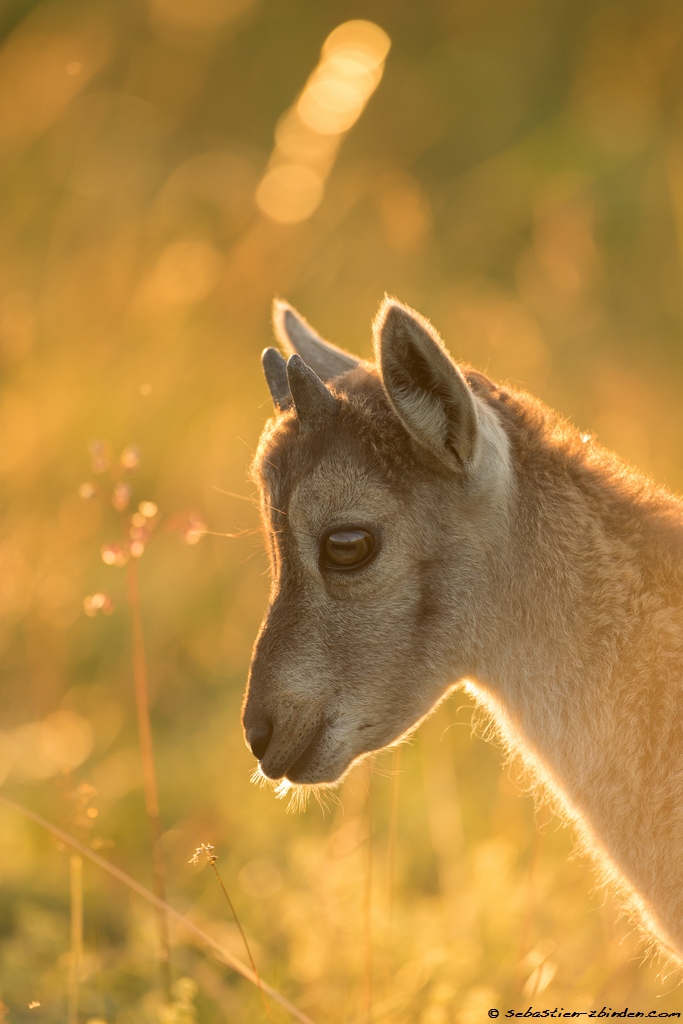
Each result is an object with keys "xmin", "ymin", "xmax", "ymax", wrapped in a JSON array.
[{"xmin": 320, "ymin": 528, "xmax": 377, "ymax": 571}]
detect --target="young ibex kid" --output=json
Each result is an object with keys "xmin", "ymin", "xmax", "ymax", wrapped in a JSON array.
[{"xmin": 242, "ymin": 297, "xmax": 683, "ymax": 961}]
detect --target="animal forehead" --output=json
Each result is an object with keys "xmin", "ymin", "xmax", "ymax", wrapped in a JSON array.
[
  {"xmin": 287, "ymin": 458, "xmax": 396, "ymax": 532},
  {"xmin": 256, "ymin": 396, "xmax": 405, "ymax": 506}
]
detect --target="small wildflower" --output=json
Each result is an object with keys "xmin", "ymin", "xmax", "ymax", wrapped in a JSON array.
[
  {"xmin": 189, "ymin": 842, "xmax": 217, "ymax": 865},
  {"xmin": 120, "ymin": 444, "xmax": 141, "ymax": 470},
  {"xmin": 173, "ymin": 978, "xmax": 197, "ymax": 1001},
  {"xmin": 101, "ymin": 543, "xmax": 129, "ymax": 567},
  {"xmin": 188, "ymin": 843, "xmax": 270, "ymax": 1017},
  {"xmin": 112, "ymin": 481, "xmax": 132, "ymax": 512},
  {"xmin": 64, "ymin": 782, "xmax": 99, "ymax": 832},
  {"xmin": 88, "ymin": 439, "xmax": 112, "ymax": 474},
  {"xmin": 139, "ymin": 500, "xmax": 158, "ymax": 519},
  {"xmin": 84, "ymin": 592, "xmax": 114, "ymax": 616},
  {"xmin": 129, "ymin": 524, "xmax": 148, "ymax": 542},
  {"xmin": 159, "ymin": 977, "xmax": 198, "ymax": 1024},
  {"xmin": 69, "ymin": 782, "xmax": 96, "ymax": 801},
  {"xmin": 78, "ymin": 482, "xmax": 96, "ymax": 499}
]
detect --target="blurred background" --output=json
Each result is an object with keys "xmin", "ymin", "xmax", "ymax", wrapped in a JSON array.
[{"xmin": 1, "ymin": 0, "xmax": 683, "ymax": 1020}]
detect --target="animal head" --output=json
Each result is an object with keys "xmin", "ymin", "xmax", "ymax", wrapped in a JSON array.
[{"xmin": 242, "ymin": 298, "xmax": 513, "ymax": 786}]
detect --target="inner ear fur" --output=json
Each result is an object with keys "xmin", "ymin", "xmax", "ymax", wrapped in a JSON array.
[{"xmin": 373, "ymin": 299, "xmax": 478, "ymax": 470}]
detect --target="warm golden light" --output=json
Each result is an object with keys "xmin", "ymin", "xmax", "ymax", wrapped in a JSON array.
[
  {"xmin": 0, "ymin": 27, "xmax": 107, "ymax": 148},
  {"xmin": 274, "ymin": 108, "xmax": 340, "ymax": 168},
  {"xmin": 1, "ymin": 1, "xmax": 681, "ymax": 1015},
  {"xmin": 40, "ymin": 710, "xmax": 94, "ymax": 771},
  {"xmin": 255, "ymin": 164, "xmax": 325, "ymax": 225},
  {"xmin": 297, "ymin": 60, "xmax": 379, "ymax": 135},
  {"xmin": 255, "ymin": 20, "xmax": 390, "ymax": 224},
  {"xmin": 148, "ymin": 0, "xmax": 256, "ymax": 34},
  {"xmin": 144, "ymin": 239, "xmax": 222, "ymax": 307},
  {"xmin": 321, "ymin": 19, "xmax": 391, "ymax": 66}
]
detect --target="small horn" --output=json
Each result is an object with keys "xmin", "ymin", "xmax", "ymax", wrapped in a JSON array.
[
  {"xmin": 262, "ymin": 347, "xmax": 291, "ymax": 411},
  {"xmin": 286, "ymin": 354, "xmax": 338, "ymax": 430}
]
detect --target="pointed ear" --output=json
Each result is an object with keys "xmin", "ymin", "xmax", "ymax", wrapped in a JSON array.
[
  {"xmin": 374, "ymin": 299, "xmax": 478, "ymax": 471},
  {"xmin": 286, "ymin": 354, "xmax": 339, "ymax": 431},
  {"xmin": 273, "ymin": 300, "xmax": 359, "ymax": 382}
]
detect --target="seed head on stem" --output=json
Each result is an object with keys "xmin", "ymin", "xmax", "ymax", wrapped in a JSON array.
[
  {"xmin": 189, "ymin": 843, "xmax": 217, "ymax": 866},
  {"xmin": 190, "ymin": 843, "xmax": 272, "ymax": 1021}
]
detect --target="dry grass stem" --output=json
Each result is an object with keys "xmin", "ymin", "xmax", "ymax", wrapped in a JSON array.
[
  {"xmin": 515, "ymin": 829, "xmax": 542, "ymax": 993},
  {"xmin": 67, "ymin": 853, "xmax": 83, "ymax": 1024},
  {"xmin": 126, "ymin": 557, "xmax": 171, "ymax": 991},
  {"xmin": 386, "ymin": 745, "xmax": 401, "ymax": 939},
  {"xmin": 190, "ymin": 844, "xmax": 272, "ymax": 1021},
  {"xmin": 362, "ymin": 767, "xmax": 373, "ymax": 1024},
  {"xmin": 0, "ymin": 794, "xmax": 316, "ymax": 1024}
]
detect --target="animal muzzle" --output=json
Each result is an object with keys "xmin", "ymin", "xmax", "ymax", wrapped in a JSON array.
[{"xmin": 242, "ymin": 698, "xmax": 329, "ymax": 781}]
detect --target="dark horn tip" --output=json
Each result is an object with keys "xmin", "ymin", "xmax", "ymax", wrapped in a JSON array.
[
  {"xmin": 262, "ymin": 346, "xmax": 283, "ymax": 366},
  {"xmin": 262, "ymin": 347, "xmax": 291, "ymax": 410}
]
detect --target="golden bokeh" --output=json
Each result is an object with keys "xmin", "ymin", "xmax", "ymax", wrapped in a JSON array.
[
  {"xmin": 256, "ymin": 20, "xmax": 390, "ymax": 224},
  {"xmin": 0, "ymin": 0, "xmax": 682, "ymax": 1020}
]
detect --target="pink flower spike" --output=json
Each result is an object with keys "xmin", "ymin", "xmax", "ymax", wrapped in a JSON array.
[
  {"xmin": 88, "ymin": 439, "xmax": 112, "ymax": 474},
  {"xmin": 139, "ymin": 500, "xmax": 158, "ymax": 519},
  {"xmin": 101, "ymin": 543, "xmax": 129, "ymax": 567},
  {"xmin": 84, "ymin": 592, "xmax": 114, "ymax": 616},
  {"xmin": 112, "ymin": 481, "xmax": 132, "ymax": 512},
  {"xmin": 120, "ymin": 444, "xmax": 141, "ymax": 471}
]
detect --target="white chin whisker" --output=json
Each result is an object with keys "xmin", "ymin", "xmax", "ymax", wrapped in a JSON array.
[
  {"xmin": 284, "ymin": 782, "xmax": 334, "ymax": 814},
  {"xmin": 250, "ymin": 764, "xmax": 269, "ymax": 788},
  {"xmin": 249, "ymin": 766, "xmax": 305, "ymax": 806}
]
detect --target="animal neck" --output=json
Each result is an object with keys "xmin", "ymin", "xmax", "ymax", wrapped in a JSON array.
[{"xmin": 463, "ymin": 386, "xmax": 683, "ymax": 958}]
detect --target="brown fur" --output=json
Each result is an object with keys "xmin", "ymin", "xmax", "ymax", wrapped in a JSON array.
[{"xmin": 243, "ymin": 298, "xmax": 683, "ymax": 961}]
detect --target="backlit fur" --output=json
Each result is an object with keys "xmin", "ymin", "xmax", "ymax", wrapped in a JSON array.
[{"xmin": 243, "ymin": 298, "xmax": 683, "ymax": 962}]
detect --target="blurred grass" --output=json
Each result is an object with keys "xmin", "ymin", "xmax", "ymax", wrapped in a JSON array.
[{"xmin": 1, "ymin": 0, "xmax": 683, "ymax": 1019}]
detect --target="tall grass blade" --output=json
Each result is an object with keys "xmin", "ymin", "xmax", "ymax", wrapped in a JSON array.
[
  {"xmin": 190, "ymin": 844, "xmax": 272, "ymax": 1021},
  {"xmin": 126, "ymin": 558, "xmax": 171, "ymax": 991},
  {"xmin": 363, "ymin": 766, "xmax": 373, "ymax": 1024},
  {"xmin": 0, "ymin": 793, "xmax": 316, "ymax": 1024},
  {"xmin": 67, "ymin": 853, "xmax": 83, "ymax": 1024}
]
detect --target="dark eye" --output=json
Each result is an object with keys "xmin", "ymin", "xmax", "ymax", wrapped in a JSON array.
[{"xmin": 321, "ymin": 528, "xmax": 376, "ymax": 571}]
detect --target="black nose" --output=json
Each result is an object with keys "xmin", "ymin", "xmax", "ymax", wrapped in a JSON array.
[{"xmin": 246, "ymin": 720, "xmax": 274, "ymax": 761}]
